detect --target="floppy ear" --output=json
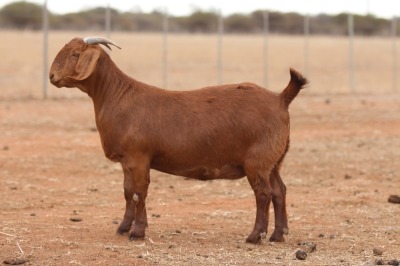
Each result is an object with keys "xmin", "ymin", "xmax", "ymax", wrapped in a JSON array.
[{"xmin": 70, "ymin": 47, "xmax": 100, "ymax": 81}]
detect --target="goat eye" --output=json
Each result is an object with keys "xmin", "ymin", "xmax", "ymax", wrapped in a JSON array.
[{"xmin": 71, "ymin": 52, "xmax": 80, "ymax": 58}]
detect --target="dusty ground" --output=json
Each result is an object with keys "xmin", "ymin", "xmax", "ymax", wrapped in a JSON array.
[{"xmin": 0, "ymin": 93, "xmax": 399, "ymax": 265}]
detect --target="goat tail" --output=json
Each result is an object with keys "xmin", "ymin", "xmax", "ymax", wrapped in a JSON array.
[{"xmin": 280, "ymin": 68, "xmax": 308, "ymax": 107}]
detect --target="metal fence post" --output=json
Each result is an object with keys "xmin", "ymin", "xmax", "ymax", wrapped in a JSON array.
[
  {"xmin": 348, "ymin": 13, "xmax": 355, "ymax": 93},
  {"xmin": 304, "ymin": 13, "xmax": 310, "ymax": 78},
  {"xmin": 217, "ymin": 10, "xmax": 223, "ymax": 85},
  {"xmin": 392, "ymin": 16, "xmax": 397, "ymax": 93},
  {"xmin": 105, "ymin": 4, "xmax": 111, "ymax": 38},
  {"xmin": 263, "ymin": 11, "xmax": 269, "ymax": 88},
  {"xmin": 42, "ymin": 0, "xmax": 49, "ymax": 99},
  {"xmin": 162, "ymin": 8, "xmax": 169, "ymax": 89}
]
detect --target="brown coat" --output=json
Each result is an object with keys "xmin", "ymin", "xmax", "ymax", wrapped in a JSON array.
[{"xmin": 49, "ymin": 37, "xmax": 307, "ymax": 244}]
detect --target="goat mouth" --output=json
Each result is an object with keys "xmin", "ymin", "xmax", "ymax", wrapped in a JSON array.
[{"xmin": 50, "ymin": 78, "xmax": 63, "ymax": 88}]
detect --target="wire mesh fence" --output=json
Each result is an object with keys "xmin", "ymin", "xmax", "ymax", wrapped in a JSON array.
[{"xmin": 0, "ymin": 4, "xmax": 399, "ymax": 100}]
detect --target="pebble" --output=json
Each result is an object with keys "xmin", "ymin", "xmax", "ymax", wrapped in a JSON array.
[
  {"xmin": 373, "ymin": 247, "xmax": 384, "ymax": 256},
  {"xmin": 344, "ymin": 174, "xmax": 352, "ymax": 179},
  {"xmin": 376, "ymin": 259, "xmax": 385, "ymax": 265},
  {"xmin": 3, "ymin": 257, "xmax": 29, "ymax": 265},
  {"xmin": 295, "ymin": 250, "xmax": 307, "ymax": 260},
  {"xmin": 375, "ymin": 259, "xmax": 400, "ymax": 266},
  {"xmin": 70, "ymin": 217, "xmax": 82, "ymax": 222},
  {"xmin": 388, "ymin": 195, "xmax": 400, "ymax": 204}
]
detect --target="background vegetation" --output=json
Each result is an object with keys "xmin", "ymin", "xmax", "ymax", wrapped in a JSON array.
[{"xmin": 0, "ymin": 1, "xmax": 396, "ymax": 35}]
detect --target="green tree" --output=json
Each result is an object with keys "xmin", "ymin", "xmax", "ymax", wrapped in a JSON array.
[
  {"xmin": 225, "ymin": 13, "xmax": 254, "ymax": 33},
  {"xmin": 0, "ymin": 1, "xmax": 43, "ymax": 29},
  {"xmin": 183, "ymin": 10, "xmax": 218, "ymax": 33}
]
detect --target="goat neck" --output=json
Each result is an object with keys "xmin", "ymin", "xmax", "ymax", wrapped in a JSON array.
[{"xmin": 81, "ymin": 49, "xmax": 135, "ymax": 113}]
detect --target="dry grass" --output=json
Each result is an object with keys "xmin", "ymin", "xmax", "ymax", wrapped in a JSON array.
[{"xmin": 0, "ymin": 31, "xmax": 399, "ymax": 99}]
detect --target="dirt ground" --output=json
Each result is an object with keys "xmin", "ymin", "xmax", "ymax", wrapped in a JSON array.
[{"xmin": 0, "ymin": 93, "xmax": 399, "ymax": 265}]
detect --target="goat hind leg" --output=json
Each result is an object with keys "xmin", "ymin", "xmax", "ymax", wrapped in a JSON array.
[
  {"xmin": 269, "ymin": 166, "xmax": 289, "ymax": 242},
  {"xmin": 246, "ymin": 167, "xmax": 272, "ymax": 244}
]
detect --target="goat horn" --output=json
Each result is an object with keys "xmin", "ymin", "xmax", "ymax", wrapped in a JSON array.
[{"xmin": 83, "ymin": 36, "xmax": 121, "ymax": 50}]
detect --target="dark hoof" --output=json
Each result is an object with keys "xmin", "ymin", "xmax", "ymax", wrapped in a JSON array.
[
  {"xmin": 128, "ymin": 227, "xmax": 145, "ymax": 240},
  {"xmin": 246, "ymin": 232, "xmax": 262, "ymax": 244},
  {"xmin": 116, "ymin": 228, "xmax": 128, "ymax": 235},
  {"xmin": 129, "ymin": 235, "xmax": 144, "ymax": 241},
  {"xmin": 129, "ymin": 233, "xmax": 145, "ymax": 241},
  {"xmin": 116, "ymin": 222, "xmax": 131, "ymax": 235},
  {"xmin": 269, "ymin": 228, "xmax": 288, "ymax": 242},
  {"xmin": 269, "ymin": 235, "xmax": 285, "ymax": 242}
]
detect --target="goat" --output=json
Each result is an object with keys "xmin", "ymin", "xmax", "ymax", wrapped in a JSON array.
[{"xmin": 49, "ymin": 37, "xmax": 308, "ymax": 244}]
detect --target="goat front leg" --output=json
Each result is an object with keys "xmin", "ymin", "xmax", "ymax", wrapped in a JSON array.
[
  {"xmin": 116, "ymin": 167, "xmax": 136, "ymax": 235},
  {"xmin": 128, "ymin": 164, "xmax": 150, "ymax": 240}
]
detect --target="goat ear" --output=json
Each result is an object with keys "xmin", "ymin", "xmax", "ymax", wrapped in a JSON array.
[{"xmin": 71, "ymin": 48, "xmax": 100, "ymax": 81}]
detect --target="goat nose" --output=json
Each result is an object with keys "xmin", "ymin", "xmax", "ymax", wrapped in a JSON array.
[{"xmin": 49, "ymin": 73, "xmax": 54, "ymax": 80}]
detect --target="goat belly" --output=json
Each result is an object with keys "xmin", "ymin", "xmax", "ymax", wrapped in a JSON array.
[{"xmin": 150, "ymin": 160, "xmax": 245, "ymax": 181}]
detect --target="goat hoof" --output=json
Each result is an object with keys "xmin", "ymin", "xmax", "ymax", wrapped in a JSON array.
[
  {"xmin": 269, "ymin": 233, "xmax": 285, "ymax": 242},
  {"xmin": 116, "ymin": 222, "xmax": 132, "ymax": 235},
  {"xmin": 246, "ymin": 233, "xmax": 261, "ymax": 244},
  {"xmin": 128, "ymin": 228, "xmax": 145, "ymax": 240},
  {"xmin": 269, "ymin": 228, "xmax": 288, "ymax": 242},
  {"xmin": 116, "ymin": 228, "xmax": 128, "ymax": 235},
  {"xmin": 129, "ymin": 235, "xmax": 143, "ymax": 241},
  {"xmin": 129, "ymin": 235, "xmax": 145, "ymax": 241}
]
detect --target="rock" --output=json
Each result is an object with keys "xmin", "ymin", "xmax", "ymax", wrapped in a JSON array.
[
  {"xmin": 3, "ymin": 257, "xmax": 29, "ymax": 265},
  {"xmin": 373, "ymin": 247, "xmax": 384, "ymax": 256},
  {"xmin": 70, "ymin": 217, "xmax": 82, "ymax": 222},
  {"xmin": 297, "ymin": 242, "xmax": 317, "ymax": 253},
  {"xmin": 295, "ymin": 250, "xmax": 307, "ymax": 260},
  {"xmin": 375, "ymin": 259, "xmax": 400, "ymax": 266},
  {"xmin": 388, "ymin": 195, "xmax": 400, "ymax": 204}
]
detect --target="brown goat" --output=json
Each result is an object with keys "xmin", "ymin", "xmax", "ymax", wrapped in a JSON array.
[{"xmin": 49, "ymin": 37, "xmax": 308, "ymax": 244}]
